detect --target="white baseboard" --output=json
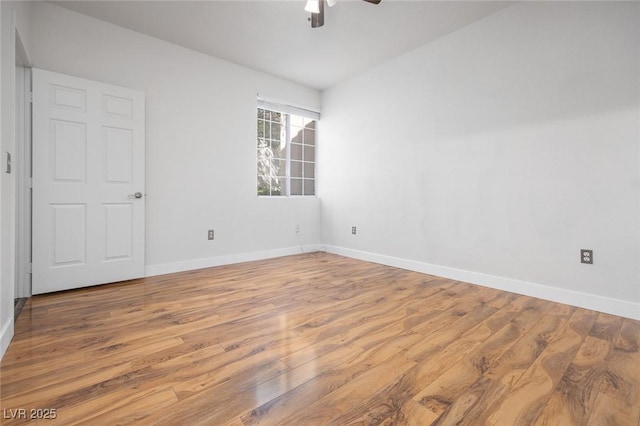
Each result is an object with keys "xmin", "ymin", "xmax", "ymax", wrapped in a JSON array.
[
  {"xmin": 0, "ymin": 318, "xmax": 14, "ymax": 360},
  {"xmin": 325, "ymin": 245, "xmax": 640, "ymax": 321},
  {"xmin": 145, "ymin": 243, "xmax": 639, "ymax": 320},
  {"xmin": 145, "ymin": 244, "xmax": 322, "ymax": 277}
]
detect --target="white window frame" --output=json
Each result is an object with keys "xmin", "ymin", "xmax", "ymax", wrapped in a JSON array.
[{"xmin": 257, "ymin": 98, "xmax": 319, "ymax": 197}]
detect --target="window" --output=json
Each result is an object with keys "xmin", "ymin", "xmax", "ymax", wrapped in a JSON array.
[{"xmin": 257, "ymin": 103, "xmax": 317, "ymax": 197}]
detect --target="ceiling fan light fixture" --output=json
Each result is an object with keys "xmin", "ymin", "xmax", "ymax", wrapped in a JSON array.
[{"xmin": 304, "ymin": 0, "xmax": 320, "ymax": 14}]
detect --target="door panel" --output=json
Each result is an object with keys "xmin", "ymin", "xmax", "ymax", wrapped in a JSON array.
[
  {"xmin": 104, "ymin": 204, "xmax": 133, "ymax": 260},
  {"xmin": 52, "ymin": 204, "xmax": 86, "ymax": 266},
  {"xmin": 104, "ymin": 127, "xmax": 133, "ymax": 183},
  {"xmin": 32, "ymin": 69, "xmax": 145, "ymax": 294},
  {"xmin": 51, "ymin": 120, "xmax": 86, "ymax": 182},
  {"xmin": 50, "ymin": 84, "xmax": 86, "ymax": 112}
]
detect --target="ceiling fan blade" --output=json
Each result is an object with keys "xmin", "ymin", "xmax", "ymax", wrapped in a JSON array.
[
  {"xmin": 311, "ymin": 0, "xmax": 324, "ymax": 27},
  {"xmin": 362, "ymin": 0, "xmax": 381, "ymax": 4}
]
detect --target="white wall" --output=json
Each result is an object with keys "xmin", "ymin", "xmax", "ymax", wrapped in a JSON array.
[
  {"xmin": 2, "ymin": 2, "xmax": 638, "ymax": 360},
  {"xmin": 1, "ymin": 0, "xmax": 6, "ymax": 359},
  {"xmin": 319, "ymin": 2, "xmax": 640, "ymax": 318},
  {"xmin": 28, "ymin": 2, "xmax": 322, "ymax": 277},
  {"xmin": 0, "ymin": 0, "xmax": 32, "ymax": 359}
]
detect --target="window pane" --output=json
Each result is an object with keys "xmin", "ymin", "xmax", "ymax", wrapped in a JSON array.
[
  {"xmin": 303, "ymin": 145, "xmax": 315, "ymax": 162},
  {"xmin": 303, "ymin": 162, "xmax": 315, "ymax": 178},
  {"xmin": 291, "ymin": 161, "xmax": 303, "ymax": 178},
  {"xmin": 271, "ymin": 139, "xmax": 286, "ymax": 158},
  {"xmin": 304, "ymin": 120, "xmax": 316, "ymax": 130},
  {"xmin": 291, "ymin": 178, "xmax": 303, "ymax": 196},
  {"xmin": 291, "ymin": 143, "xmax": 303, "ymax": 161},
  {"xmin": 291, "ymin": 126, "xmax": 303, "ymax": 143},
  {"xmin": 257, "ymin": 177, "xmax": 269, "ymax": 196},
  {"xmin": 271, "ymin": 122, "xmax": 283, "ymax": 141},
  {"xmin": 258, "ymin": 108, "xmax": 265, "ymax": 119},
  {"xmin": 290, "ymin": 115, "xmax": 305, "ymax": 127},
  {"xmin": 271, "ymin": 176, "xmax": 286, "ymax": 196},
  {"xmin": 304, "ymin": 179, "xmax": 315, "ymax": 196},
  {"xmin": 257, "ymin": 150, "xmax": 268, "ymax": 166},
  {"xmin": 257, "ymin": 145, "xmax": 269, "ymax": 178},
  {"xmin": 272, "ymin": 159, "xmax": 286, "ymax": 177},
  {"xmin": 303, "ymin": 128, "xmax": 315, "ymax": 145}
]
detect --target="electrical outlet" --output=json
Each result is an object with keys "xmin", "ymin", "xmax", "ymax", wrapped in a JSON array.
[
  {"xmin": 581, "ymin": 249, "xmax": 593, "ymax": 264},
  {"xmin": 208, "ymin": 230, "xmax": 214, "ymax": 240},
  {"xmin": 352, "ymin": 226, "xmax": 356, "ymax": 235}
]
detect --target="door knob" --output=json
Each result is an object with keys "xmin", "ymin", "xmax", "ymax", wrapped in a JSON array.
[{"xmin": 128, "ymin": 192, "xmax": 143, "ymax": 199}]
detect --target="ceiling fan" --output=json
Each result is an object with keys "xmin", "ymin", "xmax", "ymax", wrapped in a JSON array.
[{"xmin": 305, "ymin": 0, "xmax": 381, "ymax": 28}]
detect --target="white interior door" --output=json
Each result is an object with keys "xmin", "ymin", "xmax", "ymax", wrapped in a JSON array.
[{"xmin": 32, "ymin": 69, "xmax": 145, "ymax": 294}]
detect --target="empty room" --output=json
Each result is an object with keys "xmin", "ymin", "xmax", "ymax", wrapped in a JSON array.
[{"xmin": 0, "ymin": 0, "xmax": 639, "ymax": 424}]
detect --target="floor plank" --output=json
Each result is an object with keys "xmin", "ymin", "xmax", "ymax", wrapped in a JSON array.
[
  {"xmin": 486, "ymin": 309, "xmax": 597, "ymax": 425},
  {"xmin": 535, "ymin": 336, "xmax": 610, "ymax": 425}
]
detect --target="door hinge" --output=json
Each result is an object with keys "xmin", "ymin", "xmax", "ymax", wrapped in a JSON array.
[
  {"xmin": 26, "ymin": 92, "xmax": 33, "ymax": 103},
  {"xmin": 28, "ymin": 177, "xmax": 33, "ymax": 188},
  {"xmin": 27, "ymin": 263, "xmax": 32, "ymax": 274}
]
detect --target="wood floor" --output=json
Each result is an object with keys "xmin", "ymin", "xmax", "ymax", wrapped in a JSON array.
[{"xmin": 1, "ymin": 253, "xmax": 639, "ymax": 425}]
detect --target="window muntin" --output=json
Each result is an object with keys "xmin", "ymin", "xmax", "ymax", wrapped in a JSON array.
[{"xmin": 257, "ymin": 108, "xmax": 316, "ymax": 197}]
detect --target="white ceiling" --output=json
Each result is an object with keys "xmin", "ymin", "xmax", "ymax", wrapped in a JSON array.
[{"xmin": 52, "ymin": 0, "xmax": 514, "ymax": 90}]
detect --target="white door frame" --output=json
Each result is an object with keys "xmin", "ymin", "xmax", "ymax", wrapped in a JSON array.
[{"xmin": 14, "ymin": 30, "xmax": 32, "ymax": 299}]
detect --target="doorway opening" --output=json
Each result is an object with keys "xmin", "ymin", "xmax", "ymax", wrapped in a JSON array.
[{"xmin": 14, "ymin": 30, "xmax": 32, "ymax": 320}]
